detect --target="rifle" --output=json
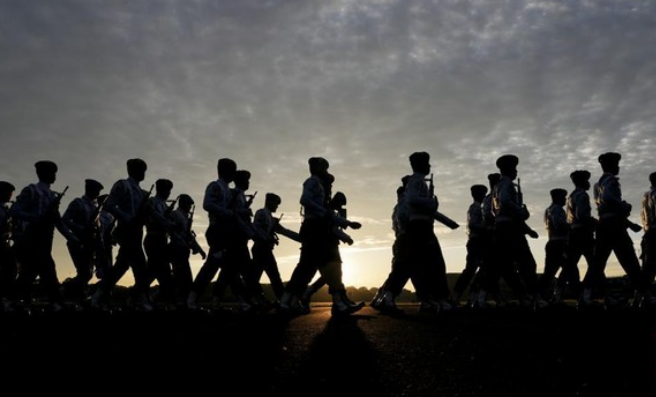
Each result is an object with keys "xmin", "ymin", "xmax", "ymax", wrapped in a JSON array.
[
  {"xmin": 434, "ymin": 211, "xmax": 460, "ymax": 230},
  {"xmin": 245, "ymin": 191, "xmax": 257, "ymax": 208},
  {"xmin": 515, "ymin": 178, "xmax": 539, "ymax": 238},
  {"xmin": 187, "ymin": 204, "xmax": 207, "ymax": 259},
  {"xmin": 49, "ymin": 186, "xmax": 69, "ymax": 216},
  {"xmin": 165, "ymin": 195, "xmax": 180, "ymax": 217}
]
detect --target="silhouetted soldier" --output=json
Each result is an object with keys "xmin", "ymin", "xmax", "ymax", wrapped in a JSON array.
[
  {"xmin": 212, "ymin": 169, "xmax": 258, "ymax": 312},
  {"xmin": 585, "ymin": 152, "xmax": 645, "ymax": 307},
  {"xmin": 300, "ymin": 191, "xmax": 364, "ymax": 311},
  {"xmin": 144, "ymin": 179, "xmax": 176, "ymax": 309},
  {"xmin": 473, "ymin": 173, "xmax": 505, "ymax": 308},
  {"xmin": 186, "ymin": 158, "xmax": 237, "ymax": 310},
  {"xmin": 168, "ymin": 194, "xmax": 206, "ymax": 307},
  {"xmin": 490, "ymin": 155, "xmax": 543, "ymax": 308},
  {"xmin": 61, "ymin": 179, "xmax": 104, "ymax": 305},
  {"xmin": 565, "ymin": 170, "xmax": 594, "ymax": 305},
  {"xmin": 250, "ymin": 193, "xmax": 300, "ymax": 302},
  {"xmin": 279, "ymin": 157, "xmax": 362, "ymax": 315},
  {"xmin": 638, "ymin": 172, "xmax": 656, "ymax": 307},
  {"xmin": 451, "ymin": 184, "xmax": 488, "ymax": 306},
  {"xmin": 371, "ymin": 178, "xmax": 410, "ymax": 314},
  {"xmin": 538, "ymin": 188, "xmax": 571, "ymax": 304},
  {"xmin": 95, "ymin": 194, "xmax": 114, "ymax": 280},
  {"xmin": 11, "ymin": 161, "xmax": 78, "ymax": 312},
  {"xmin": 405, "ymin": 152, "xmax": 450, "ymax": 312},
  {"xmin": 91, "ymin": 158, "xmax": 152, "ymax": 311},
  {"xmin": 0, "ymin": 181, "xmax": 16, "ymax": 312}
]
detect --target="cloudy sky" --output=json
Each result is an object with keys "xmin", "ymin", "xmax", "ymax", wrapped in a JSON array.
[{"xmin": 1, "ymin": 0, "xmax": 655, "ymax": 289}]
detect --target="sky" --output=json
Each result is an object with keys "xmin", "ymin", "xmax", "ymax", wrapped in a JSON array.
[{"xmin": 1, "ymin": 0, "xmax": 655, "ymax": 289}]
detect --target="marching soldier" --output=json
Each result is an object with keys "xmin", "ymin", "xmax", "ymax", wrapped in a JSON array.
[
  {"xmin": 538, "ymin": 188, "xmax": 571, "ymax": 304},
  {"xmin": 491, "ymin": 155, "xmax": 543, "ymax": 308},
  {"xmin": 370, "ymin": 180, "xmax": 410, "ymax": 314},
  {"xmin": 144, "ymin": 179, "xmax": 176, "ymax": 309},
  {"xmin": 450, "ymin": 184, "xmax": 488, "ymax": 306},
  {"xmin": 95, "ymin": 194, "xmax": 114, "ymax": 280},
  {"xmin": 168, "ymin": 194, "xmax": 206, "ymax": 307},
  {"xmin": 639, "ymin": 172, "xmax": 656, "ymax": 306},
  {"xmin": 186, "ymin": 158, "xmax": 238, "ymax": 310},
  {"xmin": 279, "ymin": 157, "xmax": 362, "ymax": 315},
  {"xmin": 11, "ymin": 161, "xmax": 78, "ymax": 312},
  {"xmin": 250, "ymin": 193, "xmax": 300, "ymax": 302},
  {"xmin": 585, "ymin": 152, "xmax": 645, "ymax": 306},
  {"xmin": 61, "ymin": 179, "xmax": 104, "ymax": 305},
  {"xmin": 212, "ymin": 169, "xmax": 257, "ymax": 312},
  {"xmin": 404, "ymin": 152, "xmax": 450, "ymax": 312},
  {"xmin": 566, "ymin": 170, "xmax": 594, "ymax": 305},
  {"xmin": 0, "ymin": 181, "xmax": 17, "ymax": 312},
  {"xmin": 90, "ymin": 158, "xmax": 152, "ymax": 311}
]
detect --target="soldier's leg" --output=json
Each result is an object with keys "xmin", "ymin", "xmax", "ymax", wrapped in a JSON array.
[
  {"xmin": 452, "ymin": 238, "xmax": 482, "ymax": 302},
  {"xmin": 145, "ymin": 235, "xmax": 173, "ymax": 305},
  {"xmin": 39, "ymin": 254, "xmax": 63, "ymax": 307},
  {"xmin": 169, "ymin": 245, "xmax": 192, "ymax": 304},
  {"xmin": 587, "ymin": 221, "xmax": 616, "ymax": 298},
  {"xmin": 262, "ymin": 256, "xmax": 285, "ymax": 300},
  {"xmin": 642, "ymin": 231, "xmax": 656, "ymax": 288},
  {"xmin": 0, "ymin": 246, "xmax": 17, "ymax": 304},
  {"xmin": 66, "ymin": 241, "xmax": 93, "ymax": 301},
  {"xmin": 613, "ymin": 229, "xmax": 645, "ymax": 293},
  {"xmin": 539, "ymin": 240, "xmax": 564, "ymax": 300}
]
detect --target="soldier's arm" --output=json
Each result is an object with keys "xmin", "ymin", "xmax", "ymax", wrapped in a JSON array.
[
  {"xmin": 404, "ymin": 178, "xmax": 436, "ymax": 211},
  {"xmin": 334, "ymin": 227, "xmax": 354, "ymax": 245},
  {"xmin": 467, "ymin": 205, "xmax": 486, "ymax": 233},
  {"xmin": 203, "ymin": 182, "xmax": 233, "ymax": 219},
  {"xmin": 10, "ymin": 186, "xmax": 38, "ymax": 222},
  {"xmin": 299, "ymin": 178, "xmax": 327, "ymax": 218},
  {"xmin": 105, "ymin": 181, "xmax": 131, "ymax": 222},
  {"xmin": 604, "ymin": 179, "xmax": 632, "ymax": 214},
  {"xmin": 149, "ymin": 199, "xmax": 174, "ymax": 231},
  {"xmin": 498, "ymin": 183, "xmax": 528, "ymax": 220},
  {"xmin": 62, "ymin": 199, "xmax": 86, "ymax": 237}
]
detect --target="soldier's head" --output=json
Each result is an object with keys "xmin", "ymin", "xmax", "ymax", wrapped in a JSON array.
[
  {"xmin": 649, "ymin": 172, "xmax": 656, "ymax": 187},
  {"xmin": 598, "ymin": 152, "xmax": 621, "ymax": 175},
  {"xmin": 178, "ymin": 194, "xmax": 194, "ymax": 211},
  {"xmin": 0, "ymin": 181, "xmax": 15, "ymax": 203},
  {"xmin": 470, "ymin": 184, "xmax": 488, "ymax": 202},
  {"xmin": 550, "ymin": 188, "xmax": 568, "ymax": 206},
  {"xmin": 35, "ymin": 160, "xmax": 58, "ymax": 184},
  {"xmin": 308, "ymin": 157, "xmax": 329, "ymax": 177},
  {"xmin": 127, "ymin": 158, "xmax": 147, "ymax": 182},
  {"xmin": 487, "ymin": 173, "xmax": 502, "ymax": 190},
  {"xmin": 495, "ymin": 155, "xmax": 519, "ymax": 180},
  {"xmin": 84, "ymin": 179, "xmax": 104, "ymax": 200},
  {"xmin": 217, "ymin": 158, "xmax": 237, "ymax": 183},
  {"xmin": 155, "ymin": 179, "xmax": 173, "ymax": 200},
  {"xmin": 331, "ymin": 191, "xmax": 347, "ymax": 209},
  {"xmin": 409, "ymin": 152, "xmax": 430, "ymax": 175},
  {"xmin": 234, "ymin": 170, "xmax": 251, "ymax": 190},
  {"xmin": 570, "ymin": 170, "xmax": 591, "ymax": 190},
  {"xmin": 265, "ymin": 193, "xmax": 281, "ymax": 212}
]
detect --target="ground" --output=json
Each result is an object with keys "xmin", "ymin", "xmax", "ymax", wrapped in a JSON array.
[{"xmin": 0, "ymin": 304, "xmax": 653, "ymax": 396}]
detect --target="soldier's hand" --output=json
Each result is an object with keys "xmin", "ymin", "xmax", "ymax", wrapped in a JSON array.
[
  {"xmin": 527, "ymin": 229, "xmax": 539, "ymax": 239},
  {"xmin": 348, "ymin": 221, "xmax": 362, "ymax": 230},
  {"xmin": 344, "ymin": 236, "xmax": 354, "ymax": 245}
]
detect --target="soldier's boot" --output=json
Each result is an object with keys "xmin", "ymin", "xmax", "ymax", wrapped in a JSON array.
[
  {"xmin": 300, "ymin": 288, "xmax": 314, "ymax": 311},
  {"xmin": 343, "ymin": 290, "xmax": 365, "ymax": 311},
  {"xmin": 331, "ymin": 289, "xmax": 362, "ymax": 315},
  {"xmin": 278, "ymin": 291, "xmax": 294, "ymax": 314},
  {"xmin": 471, "ymin": 289, "xmax": 487, "ymax": 309},
  {"xmin": 379, "ymin": 291, "xmax": 403, "ymax": 314},
  {"xmin": 553, "ymin": 286, "xmax": 564, "ymax": 305},
  {"xmin": 90, "ymin": 288, "xmax": 105, "ymax": 310},
  {"xmin": 534, "ymin": 294, "xmax": 550, "ymax": 309},
  {"xmin": 370, "ymin": 287, "xmax": 386, "ymax": 309}
]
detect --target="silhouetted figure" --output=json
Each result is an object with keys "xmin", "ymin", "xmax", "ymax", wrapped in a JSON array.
[
  {"xmin": 11, "ymin": 161, "xmax": 78, "ymax": 312},
  {"xmin": 91, "ymin": 158, "xmax": 152, "ymax": 311},
  {"xmin": 450, "ymin": 184, "xmax": 488, "ymax": 306},
  {"xmin": 279, "ymin": 157, "xmax": 362, "ymax": 315},
  {"xmin": 186, "ymin": 158, "xmax": 237, "ymax": 310},
  {"xmin": 472, "ymin": 173, "xmax": 505, "ymax": 308},
  {"xmin": 212, "ymin": 169, "xmax": 257, "ymax": 312},
  {"xmin": 638, "ymin": 172, "xmax": 656, "ymax": 307},
  {"xmin": 95, "ymin": 194, "xmax": 114, "ymax": 280},
  {"xmin": 250, "ymin": 193, "xmax": 300, "ymax": 302},
  {"xmin": 144, "ymin": 179, "xmax": 176, "ymax": 310},
  {"xmin": 404, "ymin": 152, "xmax": 451, "ymax": 312},
  {"xmin": 584, "ymin": 152, "xmax": 645, "ymax": 307},
  {"xmin": 565, "ymin": 170, "xmax": 594, "ymax": 305},
  {"xmin": 538, "ymin": 188, "xmax": 572, "ymax": 304},
  {"xmin": 0, "ymin": 181, "xmax": 17, "ymax": 312},
  {"xmin": 300, "ymin": 191, "xmax": 364, "ymax": 312},
  {"xmin": 490, "ymin": 155, "xmax": 543, "ymax": 308},
  {"xmin": 168, "ymin": 194, "xmax": 206, "ymax": 307},
  {"xmin": 370, "ymin": 178, "xmax": 411, "ymax": 314},
  {"xmin": 61, "ymin": 179, "xmax": 104, "ymax": 305}
]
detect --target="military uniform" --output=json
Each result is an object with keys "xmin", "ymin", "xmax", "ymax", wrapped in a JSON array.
[
  {"xmin": 168, "ymin": 195, "xmax": 202, "ymax": 305},
  {"xmin": 144, "ymin": 179, "xmax": 175, "ymax": 307},
  {"xmin": 565, "ymin": 171, "xmax": 594, "ymax": 298},
  {"xmin": 92, "ymin": 159, "xmax": 150, "ymax": 309},
  {"xmin": 61, "ymin": 179, "xmax": 104, "ymax": 303},
  {"xmin": 538, "ymin": 189, "xmax": 573, "ymax": 302},
  {"xmin": 588, "ymin": 153, "xmax": 644, "ymax": 301},
  {"xmin": 11, "ymin": 161, "xmax": 76, "ymax": 310}
]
